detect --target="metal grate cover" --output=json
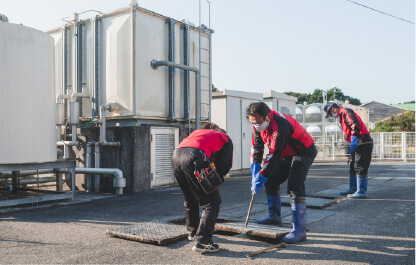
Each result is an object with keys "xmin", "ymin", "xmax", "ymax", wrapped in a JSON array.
[
  {"xmin": 215, "ymin": 222, "xmax": 292, "ymax": 239},
  {"xmin": 106, "ymin": 221, "xmax": 188, "ymax": 245}
]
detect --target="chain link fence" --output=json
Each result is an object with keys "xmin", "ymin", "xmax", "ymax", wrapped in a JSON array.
[{"xmin": 313, "ymin": 132, "xmax": 415, "ymax": 161}]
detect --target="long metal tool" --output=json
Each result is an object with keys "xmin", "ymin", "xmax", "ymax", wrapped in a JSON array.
[
  {"xmin": 246, "ymin": 242, "xmax": 287, "ymax": 258},
  {"xmin": 244, "ymin": 193, "xmax": 255, "ymax": 227}
]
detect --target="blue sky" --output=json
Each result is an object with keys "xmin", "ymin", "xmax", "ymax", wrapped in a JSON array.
[{"xmin": 2, "ymin": 0, "xmax": 414, "ymax": 104}]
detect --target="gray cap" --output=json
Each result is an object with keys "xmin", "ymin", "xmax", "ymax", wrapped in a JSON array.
[{"xmin": 323, "ymin": 102, "xmax": 338, "ymax": 118}]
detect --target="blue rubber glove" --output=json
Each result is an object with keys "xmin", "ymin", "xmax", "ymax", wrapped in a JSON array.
[
  {"xmin": 350, "ymin": 136, "xmax": 358, "ymax": 154},
  {"xmin": 251, "ymin": 172, "xmax": 268, "ymax": 194},
  {"xmin": 250, "ymin": 163, "xmax": 261, "ymax": 180}
]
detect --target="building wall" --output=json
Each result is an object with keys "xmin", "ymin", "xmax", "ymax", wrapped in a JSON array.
[{"xmin": 361, "ymin": 101, "xmax": 405, "ymax": 129}]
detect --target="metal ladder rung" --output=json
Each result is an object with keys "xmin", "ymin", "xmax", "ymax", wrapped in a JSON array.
[
  {"xmin": 201, "ymin": 75, "xmax": 210, "ymax": 78},
  {"xmin": 200, "ymin": 61, "xmax": 210, "ymax": 65},
  {"xmin": 201, "ymin": 48, "xmax": 210, "ymax": 51},
  {"xmin": 201, "ymin": 103, "xmax": 210, "ymax": 105},
  {"xmin": 200, "ymin": 34, "xmax": 210, "ymax": 38}
]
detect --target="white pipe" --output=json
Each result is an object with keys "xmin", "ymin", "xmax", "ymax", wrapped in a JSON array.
[
  {"xmin": 56, "ymin": 93, "xmax": 71, "ymax": 104},
  {"xmin": 94, "ymin": 142, "xmax": 101, "ymax": 192},
  {"xmin": 71, "ymin": 84, "xmax": 89, "ymax": 102},
  {"xmin": 76, "ymin": 167, "xmax": 125, "ymax": 195},
  {"xmin": 86, "ymin": 142, "xmax": 94, "ymax": 191},
  {"xmin": 0, "ymin": 169, "xmax": 54, "ymax": 177},
  {"xmin": 99, "ymin": 103, "xmax": 119, "ymax": 143}
]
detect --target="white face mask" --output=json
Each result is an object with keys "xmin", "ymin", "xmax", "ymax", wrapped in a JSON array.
[
  {"xmin": 254, "ymin": 120, "xmax": 270, "ymax": 132},
  {"xmin": 331, "ymin": 113, "xmax": 339, "ymax": 118}
]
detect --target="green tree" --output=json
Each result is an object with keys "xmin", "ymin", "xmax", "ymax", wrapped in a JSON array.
[
  {"xmin": 212, "ymin": 84, "xmax": 219, "ymax": 92},
  {"xmin": 284, "ymin": 91, "xmax": 308, "ymax": 104},
  {"xmin": 284, "ymin": 87, "xmax": 361, "ymax": 105},
  {"xmin": 372, "ymin": 111, "xmax": 415, "ymax": 132}
]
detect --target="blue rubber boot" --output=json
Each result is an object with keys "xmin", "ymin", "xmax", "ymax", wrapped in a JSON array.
[
  {"xmin": 340, "ymin": 173, "xmax": 357, "ymax": 195},
  {"xmin": 281, "ymin": 203, "xmax": 306, "ymax": 244},
  {"xmin": 348, "ymin": 176, "xmax": 368, "ymax": 198},
  {"xmin": 256, "ymin": 195, "xmax": 282, "ymax": 225}
]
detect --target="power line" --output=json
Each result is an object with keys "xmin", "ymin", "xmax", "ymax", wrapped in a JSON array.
[{"xmin": 345, "ymin": 0, "xmax": 415, "ymax": 25}]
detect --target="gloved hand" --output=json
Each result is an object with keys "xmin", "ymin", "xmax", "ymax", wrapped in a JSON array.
[
  {"xmin": 350, "ymin": 136, "xmax": 358, "ymax": 154},
  {"xmin": 251, "ymin": 172, "xmax": 268, "ymax": 194},
  {"xmin": 250, "ymin": 163, "xmax": 261, "ymax": 180}
]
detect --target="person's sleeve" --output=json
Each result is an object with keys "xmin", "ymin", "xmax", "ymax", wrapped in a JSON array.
[
  {"xmin": 344, "ymin": 109, "xmax": 361, "ymax": 137},
  {"xmin": 251, "ymin": 127, "xmax": 264, "ymax": 164},
  {"xmin": 214, "ymin": 136, "xmax": 233, "ymax": 177},
  {"xmin": 260, "ymin": 122, "xmax": 290, "ymax": 178}
]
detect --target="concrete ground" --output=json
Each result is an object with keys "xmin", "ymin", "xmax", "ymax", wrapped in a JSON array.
[{"xmin": 0, "ymin": 160, "xmax": 414, "ymax": 264}]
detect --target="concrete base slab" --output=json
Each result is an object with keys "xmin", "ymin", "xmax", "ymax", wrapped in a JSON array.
[
  {"xmin": 0, "ymin": 193, "xmax": 72, "ymax": 208},
  {"xmin": 106, "ymin": 221, "xmax": 188, "ymax": 245},
  {"xmin": 214, "ymin": 221, "xmax": 292, "ymax": 239}
]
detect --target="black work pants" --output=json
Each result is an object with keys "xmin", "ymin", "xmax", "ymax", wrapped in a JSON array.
[
  {"xmin": 350, "ymin": 134, "xmax": 373, "ymax": 176},
  {"xmin": 265, "ymin": 144, "xmax": 317, "ymax": 203},
  {"xmin": 171, "ymin": 147, "xmax": 221, "ymax": 244}
]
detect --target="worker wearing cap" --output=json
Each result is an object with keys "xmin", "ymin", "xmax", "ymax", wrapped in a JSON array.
[
  {"xmin": 171, "ymin": 123, "xmax": 233, "ymax": 253},
  {"xmin": 323, "ymin": 102, "xmax": 373, "ymax": 198},
  {"xmin": 247, "ymin": 102, "xmax": 317, "ymax": 244}
]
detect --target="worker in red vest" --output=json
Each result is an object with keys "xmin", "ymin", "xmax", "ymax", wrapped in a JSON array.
[
  {"xmin": 172, "ymin": 123, "xmax": 233, "ymax": 253},
  {"xmin": 247, "ymin": 102, "xmax": 317, "ymax": 244},
  {"xmin": 324, "ymin": 102, "xmax": 373, "ymax": 198}
]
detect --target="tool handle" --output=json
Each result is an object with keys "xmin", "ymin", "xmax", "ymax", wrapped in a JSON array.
[
  {"xmin": 246, "ymin": 242, "xmax": 287, "ymax": 258},
  {"xmin": 244, "ymin": 193, "xmax": 255, "ymax": 227}
]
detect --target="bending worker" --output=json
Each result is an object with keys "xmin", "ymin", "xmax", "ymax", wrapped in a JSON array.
[
  {"xmin": 171, "ymin": 123, "xmax": 233, "ymax": 253},
  {"xmin": 247, "ymin": 102, "xmax": 317, "ymax": 244},
  {"xmin": 323, "ymin": 102, "xmax": 373, "ymax": 198}
]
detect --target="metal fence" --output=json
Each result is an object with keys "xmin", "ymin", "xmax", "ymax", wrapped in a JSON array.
[{"xmin": 313, "ymin": 132, "xmax": 415, "ymax": 161}]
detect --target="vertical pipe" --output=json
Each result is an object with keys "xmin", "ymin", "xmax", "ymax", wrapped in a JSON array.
[
  {"xmin": 11, "ymin": 171, "xmax": 19, "ymax": 194},
  {"xmin": 62, "ymin": 26, "xmax": 69, "ymax": 120},
  {"xmin": 183, "ymin": 24, "xmax": 190, "ymax": 125},
  {"xmin": 70, "ymin": 168, "xmax": 76, "ymax": 201},
  {"xmin": 131, "ymin": 4, "xmax": 137, "ymax": 114},
  {"xmin": 56, "ymin": 171, "xmax": 63, "ymax": 192},
  {"xmin": 168, "ymin": 18, "xmax": 176, "ymax": 123},
  {"xmin": 100, "ymin": 105, "xmax": 106, "ymax": 143},
  {"xmin": 71, "ymin": 124, "xmax": 77, "ymax": 142},
  {"xmin": 76, "ymin": 21, "xmax": 83, "ymax": 93},
  {"xmin": 195, "ymin": 71, "xmax": 201, "ymax": 129},
  {"xmin": 197, "ymin": 0, "xmax": 202, "ymax": 129},
  {"xmin": 86, "ymin": 142, "xmax": 94, "ymax": 191},
  {"xmin": 94, "ymin": 143, "xmax": 101, "ymax": 192},
  {"xmin": 207, "ymin": 0, "xmax": 212, "ymax": 121},
  {"xmin": 92, "ymin": 16, "xmax": 100, "ymax": 117}
]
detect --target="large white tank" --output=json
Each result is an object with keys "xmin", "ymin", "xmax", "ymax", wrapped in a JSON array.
[
  {"xmin": 306, "ymin": 125, "xmax": 322, "ymax": 136},
  {"xmin": 0, "ymin": 22, "xmax": 56, "ymax": 164},
  {"xmin": 47, "ymin": 6, "xmax": 211, "ymax": 121},
  {"xmin": 305, "ymin": 105, "xmax": 322, "ymax": 122},
  {"xmin": 295, "ymin": 107, "xmax": 303, "ymax": 122},
  {"xmin": 325, "ymin": 124, "xmax": 342, "ymax": 135}
]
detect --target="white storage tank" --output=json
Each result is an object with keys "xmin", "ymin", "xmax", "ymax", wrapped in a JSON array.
[
  {"xmin": 325, "ymin": 124, "xmax": 342, "ymax": 135},
  {"xmin": 306, "ymin": 125, "xmax": 322, "ymax": 136},
  {"xmin": 305, "ymin": 105, "xmax": 322, "ymax": 123},
  {"xmin": 295, "ymin": 107, "xmax": 303, "ymax": 122},
  {"xmin": 47, "ymin": 5, "xmax": 211, "ymax": 121},
  {"xmin": 0, "ymin": 22, "xmax": 56, "ymax": 164}
]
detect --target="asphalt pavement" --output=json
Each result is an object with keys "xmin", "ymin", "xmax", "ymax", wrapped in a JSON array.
[{"xmin": 0, "ymin": 160, "xmax": 414, "ymax": 264}]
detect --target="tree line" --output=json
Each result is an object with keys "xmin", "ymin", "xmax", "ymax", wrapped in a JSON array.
[{"xmin": 284, "ymin": 87, "xmax": 361, "ymax": 105}]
